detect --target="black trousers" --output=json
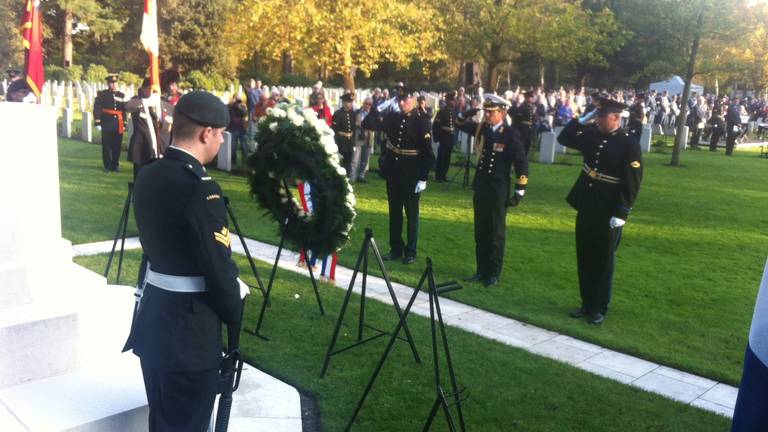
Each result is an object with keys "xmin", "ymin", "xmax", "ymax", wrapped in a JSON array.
[
  {"xmin": 517, "ymin": 126, "xmax": 533, "ymax": 155},
  {"xmin": 140, "ymin": 359, "xmax": 219, "ymax": 432},
  {"xmin": 575, "ymin": 211, "xmax": 623, "ymax": 315},
  {"xmin": 473, "ymin": 190, "xmax": 507, "ymax": 278},
  {"xmin": 690, "ymin": 126, "xmax": 703, "ymax": 149},
  {"xmin": 340, "ymin": 149, "xmax": 353, "ymax": 177},
  {"xmin": 709, "ymin": 130, "xmax": 723, "ymax": 151},
  {"xmin": 101, "ymin": 130, "xmax": 123, "ymax": 171},
  {"xmin": 435, "ymin": 136, "xmax": 453, "ymax": 181},
  {"xmin": 386, "ymin": 180, "xmax": 420, "ymax": 257},
  {"xmin": 725, "ymin": 124, "xmax": 738, "ymax": 155}
]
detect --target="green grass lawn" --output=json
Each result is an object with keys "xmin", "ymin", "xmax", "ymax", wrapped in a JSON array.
[
  {"xmin": 59, "ymin": 137, "xmax": 768, "ymax": 385},
  {"xmin": 75, "ymin": 251, "xmax": 730, "ymax": 431}
]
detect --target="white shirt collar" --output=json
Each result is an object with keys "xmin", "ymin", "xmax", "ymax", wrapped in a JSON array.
[
  {"xmin": 169, "ymin": 145, "xmax": 199, "ymax": 161},
  {"xmin": 491, "ymin": 121, "xmax": 503, "ymax": 133}
]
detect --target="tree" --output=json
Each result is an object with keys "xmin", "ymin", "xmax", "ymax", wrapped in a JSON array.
[{"xmin": 45, "ymin": 0, "xmax": 122, "ymax": 67}]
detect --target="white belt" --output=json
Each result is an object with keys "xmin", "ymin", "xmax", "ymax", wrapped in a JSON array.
[{"xmin": 145, "ymin": 267, "xmax": 206, "ymax": 293}]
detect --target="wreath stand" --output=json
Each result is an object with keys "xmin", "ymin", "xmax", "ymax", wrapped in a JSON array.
[
  {"xmin": 104, "ymin": 182, "xmax": 133, "ymax": 284},
  {"xmin": 245, "ymin": 179, "xmax": 326, "ymax": 341},
  {"xmin": 344, "ymin": 258, "xmax": 467, "ymax": 432},
  {"xmin": 320, "ymin": 228, "xmax": 421, "ymax": 378}
]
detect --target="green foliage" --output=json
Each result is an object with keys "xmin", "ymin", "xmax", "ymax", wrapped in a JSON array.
[
  {"xmin": 184, "ymin": 70, "xmax": 227, "ymax": 91},
  {"xmin": 119, "ymin": 71, "xmax": 142, "ymax": 87},
  {"xmin": 84, "ymin": 64, "xmax": 109, "ymax": 83},
  {"xmin": 278, "ymin": 73, "xmax": 316, "ymax": 87},
  {"xmin": 44, "ymin": 64, "xmax": 84, "ymax": 82}
]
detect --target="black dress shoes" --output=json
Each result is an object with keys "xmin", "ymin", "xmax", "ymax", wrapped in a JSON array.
[
  {"xmin": 483, "ymin": 277, "xmax": 498, "ymax": 287},
  {"xmin": 588, "ymin": 312, "xmax": 605, "ymax": 325},
  {"xmin": 382, "ymin": 252, "xmax": 402, "ymax": 261},
  {"xmin": 402, "ymin": 255, "xmax": 416, "ymax": 265},
  {"xmin": 568, "ymin": 307, "xmax": 588, "ymax": 319},
  {"xmin": 463, "ymin": 273, "xmax": 483, "ymax": 282}
]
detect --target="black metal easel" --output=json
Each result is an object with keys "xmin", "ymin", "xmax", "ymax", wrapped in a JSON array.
[
  {"xmin": 320, "ymin": 228, "xmax": 421, "ymax": 378},
  {"xmin": 246, "ymin": 178, "xmax": 326, "ymax": 340},
  {"xmin": 223, "ymin": 196, "xmax": 267, "ymax": 299},
  {"xmin": 104, "ymin": 182, "xmax": 133, "ymax": 284},
  {"xmin": 444, "ymin": 133, "xmax": 474, "ymax": 189},
  {"xmin": 344, "ymin": 257, "xmax": 467, "ymax": 432}
]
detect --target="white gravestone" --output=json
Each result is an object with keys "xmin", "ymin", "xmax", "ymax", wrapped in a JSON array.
[
  {"xmin": 81, "ymin": 111, "xmax": 93, "ymax": 143},
  {"xmin": 539, "ymin": 131, "xmax": 557, "ymax": 164},
  {"xmin": 553, "ymin": 126, "xmax": 566, "ymax": 154},
  {"xmin": 217, "ymin": 131, "xmax": 233, "ymax": 172},
  {"xmin": 640, "ymin": 126, "xmax": 652, "ymax": 153},
  {"xmin": 681, "ymin": 125, "xmax": 689, "ymax": 150},
  {"xmin": 62, "ymin": 108, "xmax": 73, "ymax": 138}
]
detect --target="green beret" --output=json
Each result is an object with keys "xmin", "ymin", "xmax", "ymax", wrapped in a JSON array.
[{"xmin": 175, "ymin": 91, "xmax": 230, "ymax": 128}]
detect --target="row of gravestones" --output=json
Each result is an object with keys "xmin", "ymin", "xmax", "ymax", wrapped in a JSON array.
[{"xmin": 539, "ymin": 125, "xmax": 657, "ymax": 164}]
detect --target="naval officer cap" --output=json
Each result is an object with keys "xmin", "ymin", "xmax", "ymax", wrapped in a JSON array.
[
  {"xmin": 595, "ymin": 97, "xmax": 628, "ymax": 115},
  {"xmin": 175, "ymin": 91, "xmax": 230, "ymax": 128},
  {"xmin": 340, "ymin": 92, "xmax": 354, "ymax": 102},
  {"xmin": 482, "ymin": 93, "xmax": 511, "ymax": 111},
  {"xmin": 105, "ymin": 74, "xmax": 119, "ymax": 83}
]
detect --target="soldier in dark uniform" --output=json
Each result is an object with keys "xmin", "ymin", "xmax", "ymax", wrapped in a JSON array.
[
  {"xmin": 332, "ymin": 92, "xmax": 356, "ymax": 175},
  {"xmin": 725, "ymin": 97, "xmax": 742, "ymax": 156},
  {"xmin": 433, "ymin": 91, "xmax": 456, "ymax": 182},
  {"xmin": 511, "ymin": 90, "xmax": 537, "ymax": 154},
  {"xmin": 126, "ymin": 79, "xmax": 161, "ymax": 178},
  {"xmin": 456, "ymin": 95, "xmax": 529, "ymax": 287},
  {"xmin": 123, "ymin": 91, "xmax": 248, "ymax": 432},
  {"xmin": 627, "ymin": 93, "xmax": 646, "ymax": 143},
  {"xmin": 708, "ymin": 106, "xmax": 726, "ymax": 152},
  {"xmin": 362, "ymin": 87, "xmax": 435, "ymax": 264},
  {"xmin": 557, "ymin": 98, "xmax": 643, "ymax": 325},
  {"xmin": 93, "ymin": 74, "xmax": 126, "ymax": 172}
]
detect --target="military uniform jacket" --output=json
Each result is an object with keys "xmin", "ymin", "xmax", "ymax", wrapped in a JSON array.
[
  {"xmin": 432, "ymin": 107, "xmax": 454, "ymax": 144},
  {"xmin": 362, "ymin": 107, "xmax": 435, "ymax": 185},
  {"xmin": 557, "ymin": 119, "xmax": 643, "ymax": 220},
  {"xmin": 123, "ymin": 147, "xmax": 241, "ymax": 371},
  {"xmin": 511, "ymin": 102, "xmax": 537, "ymax": 130},
  {"xmin": 628, "ymin": 102, "xmax": 645, "ymax": 126},
  {"xmin": 93, "ymin": 90, "xmax": 126, "ymax": 133},
  {"xmin": 332, "ymin": 108, "xmax": 356, "ymax": 152},
  {"xmin": 456, "ymin": 119, "xmax": 529, "ymax": 197}
]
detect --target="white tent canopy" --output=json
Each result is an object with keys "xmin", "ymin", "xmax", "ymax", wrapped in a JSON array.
[{"xmin": 649, "ymin": 75, "xmax": 704, "ymax": 96}]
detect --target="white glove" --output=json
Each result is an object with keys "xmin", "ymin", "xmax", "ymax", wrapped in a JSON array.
[
  {"xmin": 146, "ymin": 92, "xmax": 161, "ymax": 106},
  {"xmin": 578, "ymin": 110, "xmax": 598, "ymax": 125},
  {"xmin": 96, "ymin": 125, "xmax": 102, "ymax": 131},
  {"xmin": 609, "ymin": 217, "xmax": 626, "ymax": 228},
  {"xmin": 415, "ymin": 180, "xmax": 427, "ymax": 194},
  {"xmin": 515, "ymin": 189, "xmax": 525, "ymax": 197},
  {"xmin": 237, "ymin": 278, "xmax": 250, "ymax": 299}
]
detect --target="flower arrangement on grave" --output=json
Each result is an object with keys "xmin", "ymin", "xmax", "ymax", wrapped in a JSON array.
[{"xmin": 246, "ymin": 103, "xmax": 356, "ymax": 256}]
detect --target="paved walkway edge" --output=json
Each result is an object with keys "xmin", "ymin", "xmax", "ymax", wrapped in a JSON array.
[{"xmin": 73, "ymin": 237, "xmax": 737, "ymax": 418}]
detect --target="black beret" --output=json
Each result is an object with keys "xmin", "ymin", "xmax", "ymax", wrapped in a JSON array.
[
  {"xmin": 396, "ymin": 87, "xmax": 418, "ymax": 99},
  {"xmin": 7, "ymin": 69, "xmax": 21, "ymax": 78},
  {"xmin": 175, "ymin": 91, "xmax": 230, "ymax": 128},
  {"xmin": 340, "ymin": 92, "xmax": 354, "ymax": 102},
  {"xmin": 596, "ymin": 97, "xmax": 628, "ymax": 115},
  {"xmin": 106, "ymin": 74, "xmax": 119, "ymax": 83}
]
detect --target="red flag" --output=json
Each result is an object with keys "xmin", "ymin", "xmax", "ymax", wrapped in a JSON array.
[
  {"xmin": 140, "ymin": 0, "xmax": 160, "ymax": 93},
  {"xmin": 21, "ymin": 0, "xmax": 44, "ymax": 98}
]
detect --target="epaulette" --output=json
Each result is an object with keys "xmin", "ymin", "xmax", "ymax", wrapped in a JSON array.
[{"xmin": 183, "ymin": 163, "xmax": 212, "ymax": 181}]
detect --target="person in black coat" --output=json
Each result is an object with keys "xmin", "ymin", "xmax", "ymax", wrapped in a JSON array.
[
  {"xmin": 456, "ymin": 94, "xmax": 529, "ymax": 287},
  {"xmin": 510, "ymin": 90, "xmax": 538, "ymax": 154},
  {"xmin": 93, "ymin": 74, "xmax": 126, "ymax": 172},
  {"xmin": 332, "ymin": 92, "xmax": 357, "ymax": 175},
  {"xmin": 627, "ymin": 93, "xmax": 646, "ymax": 143},
  {"xmin": 433, "ymin": 91, "xmax": 457, "ymax": 182},
  {"xmin": 557, "ymin": 98, "xmax": 643, "ymax": 325},
  {"xmin": 362, "ymin": 87, "xmax": 435, "ymax": 264},
  {"xmin": 123, "ymin": 91, "xmax": 248, "ymax": 432},
  {"xmin": 125, "ymin": 79, "xmax": 161, "ymax": 178},
  {"xmin": 725, "ymin": 98, "xmax": 742, "ymax": 156}
]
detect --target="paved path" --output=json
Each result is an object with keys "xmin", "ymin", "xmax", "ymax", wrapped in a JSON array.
[{"xmin": 73, "ymin": 237, "xmax": 738, "ymax": 418}]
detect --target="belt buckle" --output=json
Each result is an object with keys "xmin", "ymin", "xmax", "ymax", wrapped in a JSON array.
[{"xmin": 588, "ymin": 170, "xmax": 598, "ymax": 179}]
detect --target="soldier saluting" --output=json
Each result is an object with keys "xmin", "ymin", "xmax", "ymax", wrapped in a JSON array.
[
  {"xmin": 123, "ymin": 91, "xmax": 249, "ymax": 431},
  {"xmin": 557, "ymin": 98, "xmax": 643, "ymax": 325},
  {"xmin": 93, "ymin": 74, "xmax": 127, "ymax": 172},
  {"xmin": 457, "ymin": 94, "xmax": 529, "ymax": 287},
  {"xmin": 362, "ymin": 87, "xmax": 435, "ymax": 264}
]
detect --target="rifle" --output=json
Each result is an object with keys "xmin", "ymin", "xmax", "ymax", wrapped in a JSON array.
[{"xmin": 214, "ymin": 299, "xmax": 246, "ymax": 432}]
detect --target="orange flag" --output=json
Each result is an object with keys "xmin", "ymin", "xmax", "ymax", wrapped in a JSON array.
[{"xmin": 21, "ymin": 0, "xmax": 44, "ymax": 98}]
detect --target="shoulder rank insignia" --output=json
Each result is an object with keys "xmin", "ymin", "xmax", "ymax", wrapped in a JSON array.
[
  {"xmin": 214, "ymin": 226, "xmax": 231, "ymax": 248},
  {"xmin": 630, "ymin": 161, "xmax": 641, "ymax": 168},
  {"xmin": 206, "ymin": 194, "xmax": 221, "ymax": 201},
  {"xmin": 424, "ymin": 133, "xmax": 431, "ymax": 140},
  {"xmin": 517, "ymin": 175, "xmax": 528, "ymax": 185}
]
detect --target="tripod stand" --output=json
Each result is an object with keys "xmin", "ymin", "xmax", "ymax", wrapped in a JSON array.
[
  {"xmin": 246, "ymin": 216, "xmax": 326, "ymax": 341},
  {"xmin": 104, "ymin": 182, "xmax": 133, "ymax": 284},
  {"xmin": 223, "ymin": 196, "xmax": 267, "ymax": 300},
  {"xmin": 344, "ymin": 257, "xmax": 467, "ymax": 432},
  {"xmin": 320, "ymin": 228, "xmax": 421, "ymax": 378},
  {"xmin": 444, "ymin": 131, "xmax": 474, "ymax": 189}
]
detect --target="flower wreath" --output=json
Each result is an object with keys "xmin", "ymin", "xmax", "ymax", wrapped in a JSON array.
[{"xmin": 247, "ymin": 103, "xmax": 356, "ymax": 256}]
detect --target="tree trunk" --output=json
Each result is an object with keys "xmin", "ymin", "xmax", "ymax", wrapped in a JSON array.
[
  {"xmin": 671, "ymin": 11, "xmax": 703, "ymax": 167},
  {"xmin": 485, "ymin": 43, "xmax": 501, "ymax": 91},
  {"xmin": 281, "ymin": 51, "xmax": 293, "ymax": 74},
  {"xmin": 538, "ymin": 62, "xmax": 545, "ymax": 90},
  {"xmin": 62, "ymin": 10, "xmax": 73, "ymax": 67},
  {"xmin": 714, "ymin": 76, "xmax": 719, "ymax": 97},
  {"xmin": 458, "ymin": 61, "xmax": 466, "ymax": 85},
  {"xmin": 253, "ymin": 51, "xmax": 262, "ymax": 75}
]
